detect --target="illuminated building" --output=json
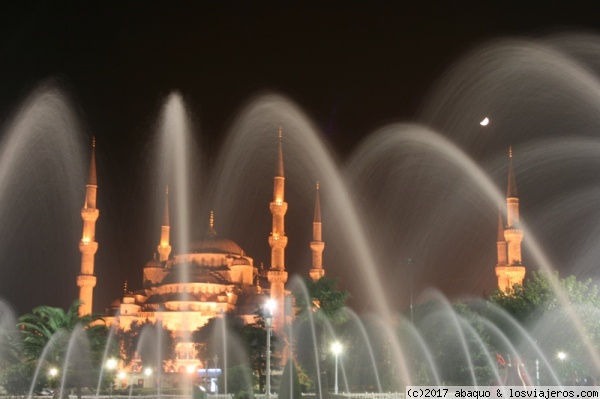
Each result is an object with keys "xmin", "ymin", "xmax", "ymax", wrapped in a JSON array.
[
  {"xmin": 78, "ymin": 131, "xmax": 325, "ymax": 372},
  {"xmin": 495, "ymin": 147, "xmax": 526, "ymax": 292}
]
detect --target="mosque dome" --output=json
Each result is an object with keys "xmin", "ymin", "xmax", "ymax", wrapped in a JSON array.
[
  {"xmin": 232, "ymin": 256, "xmax": 251, "ymax": 266},
  {"xmin": 190, "ymin": 235, "xmax": 244, "ymax": 255},
  {"xmin": 161, "ymin": 266, "xmax": 231, "ymax": 285},
  {"xmin": 189, "ymin": 211, "xmax": 245, "ymax": 255}
]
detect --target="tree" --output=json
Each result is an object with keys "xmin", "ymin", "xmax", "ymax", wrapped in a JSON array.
[
  {"xmin": 293, "ymin": 277, "xmax": 349, "ymax": 392},
  {"xmin": 116, "ymin": 320, "xmax": 174, "ymax": 371},
  {"xmin": 409, "ymin": 301, "xmax": 495, "ymax": 386},
  {"xmin": 295, "ymin": 277, "xmax": 350, "ymax": 325},
  {"xmin": 0, "ymin": 362, "xmax": 46, "ymax": 396},
  {"xmin": 489, "ymin": 271, "xmax": 600, "ymax": 384},
  {"xmin": 278, "ymin": 360, "xmax": 302, "ymax": 399},
  {"xmin": 192, "ymin": 311, "xmax": 278, "ymax": 393},
  {"xmin": 16, "ymin": 300, "xmax": 114, "ymax": 399},
  {"xmin": 0, "ymin": 326, "xmax": 22, "ymax": 369},
  {"xmin": 223, "ymin": 364, "xmax": 254, "ymax": 396},
  {"xmin": 191, "ymin": 313, "xmax": 245, "ymax": 364}
]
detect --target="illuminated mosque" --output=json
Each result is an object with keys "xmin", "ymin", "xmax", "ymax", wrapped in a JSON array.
[
  {"xmin": 495, "ymin": 147, "xmax": 526, "ymax": 292},
  {"xmin": 75, "ymin": 131, "xmax": 326, "ymax": 372},
  {"xmin": 75, "ymin": 129, "xmax": 524, "ymax": 372}
]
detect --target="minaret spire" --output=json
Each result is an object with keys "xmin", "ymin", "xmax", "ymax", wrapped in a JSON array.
[
  {"xmin": 495, "ymin": 146, "xmax": 525, "ymax": 292},
  {"xmin": 277, "ymin": 126, "xmax": 284, "ymax": 177},
  {"xmin": 88, "ymin": 136, "xmax": 97, "ymax": 187},
  {"xmin": 268, "ymin": 127, "xmax": 289, "ymax": 334},
  {"xmin": 507, "ymin": 146, "xmax": 518, "ymax": 199},
  {"xmin": 78, "ymin": 137, "xmax": 100, "ymax": 316},
  {"xmin": 208, "ymin": 210, "xmax": 217, "ymax": 236},
  {"xmin": 309, "ymin": 181, "xmax": 325, "ymax": 281},
  {"xmin": 163, "ymin": 185, "xmax": 170, "ymax": 226},
  {"xmin": 157, "ymin": 185, "xmax": 172, "ymax": 262}
]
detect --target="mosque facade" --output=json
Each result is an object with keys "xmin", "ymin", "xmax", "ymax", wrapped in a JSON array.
[
  {"xmin": 76, "ymin": 130, "xmax": 326, "ymax": 373},
  {"xmin": 75, "ymin": 130, "xmax": 523, "ymax": 373}
]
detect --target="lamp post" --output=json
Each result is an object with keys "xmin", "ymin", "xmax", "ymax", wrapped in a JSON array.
[
  {"xmin": 213, "ymin": 355, "xmax": 219, "ymax": 394},
  {"xmin": 265, "ymin": 299, "xmax": 276, "ymax": 399},
  {"xmin": 48, "ymin": 367, "xmax": 59, "ymax": 393},
  {"xmin": 186, "ymin": 365, "xmax": 195, "ymax": 399},
  {"xmin": 557, "ymin": 351, "xmax": 567, "ymax": 383},
  {"xmin": 331, "ymin": 341, "xmax": 342, "ymax": 395},
  {"xmin": 205, "ymin": 358, "xmax": 209, "ymax": 393},
  {"xmin": 408, "ymin": 258, "xmax": 414, "ymax": 323}
]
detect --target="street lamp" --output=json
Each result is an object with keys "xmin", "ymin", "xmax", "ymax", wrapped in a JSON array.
[
  {"xmin": 49, "ymin": 368, "xmax": 58, "ymax": 378},
  {"xmin": 106, "ymin": 358, "xmax": 118, "ymax": 370},
  {"xmin": 264, "ymin": 299, "xmax": 276, "ymax": 399},
  {"xmin": 104, "ymin": 360, "xmax": 117, "ymax": 395},
  {"xmin": 557, "ymin": 351, "xmax": 567, "ymax": 382},
  {"xmin": 331, "ymin": 341, "xmax": 342, "ymax": 395},
  {"xmin": 408, "ymin": 258, "xmax": 414, "ymax": 323},
  {"xmin": 213, "ymin": 355, "xmax": 219, "ymax": 394},
  {"xmin": 186, "ymin": 365, "xmax": 195, "ymax": 399}
]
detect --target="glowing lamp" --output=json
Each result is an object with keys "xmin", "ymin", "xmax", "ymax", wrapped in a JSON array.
[
  {"xmin": 144, "ymin": 367, "xmax": 152, "ymax": 376},
  {"xmin": 106, "ymin": 358, "xmax": 118, "ymax": 370},
  {"xmin": 265, "ymin": 299, "xmax": 276, "ymax": 316},
  {"xmin": 49, "ymin": 368, "xmax": 58, "ymax": 377},
  {"xmin": 331, "ymin": 341, "xmax": 342, "ymax": 355}
]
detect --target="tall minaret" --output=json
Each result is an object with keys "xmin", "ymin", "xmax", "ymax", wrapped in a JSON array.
[
  {"xmin": 267, "ymin": 127, "xmax": 289, "ymax": 334},
  {"xmin": 157, "ymin": 186, "xmax": 172, "ymax": 262},
  {"xmin": 496, "ymin": 209, "xmax": 507, "ymax": 267},
  {"xmin": 495, "ymin": 147, "xmax": 525, "ymax": 292},
  {"xmin": 77, "ymin": 138, "xmax": 100, "ymax": 316},
  {"xmin": 309, "ymin": 181, "xmax": 325, "ymax": 281}
]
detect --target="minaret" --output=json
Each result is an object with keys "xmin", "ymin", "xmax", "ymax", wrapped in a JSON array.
[
  {"xmin": 267, "ymin": 127, "xmax": 288, "ymax": 334},
  {"xmin": 309, "ymin": 181, "xmax": 325, "ymax": 281},
  {"xmin": 495, "ymin": 147, "xmax": 526, "ymax": 292},
  {"xmin": 157, "ymin": 186, "xmax": 172, "ymax": 262},
  {"xmin": 496, "ymin": 209, "xmax": 507, "ymax": 267},
  {"xmin": 77, "ymin": 138, "xmax": 100, "ymax": 316},
  {"xmin": 208, "ymin": 210, "xmax": 217, "ymax": 236}
]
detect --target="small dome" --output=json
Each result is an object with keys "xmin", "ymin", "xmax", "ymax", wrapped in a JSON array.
[
  {"xmin": 232, "ymin": 257, "xmax": 250, "ymax": 266},
  {"xmin": 144, "ymin": 259, "xmax": 162, "ymax": 268},
  {"xmin": 109, "ymin": 298, "xmax": 121, "ymax": 308}
]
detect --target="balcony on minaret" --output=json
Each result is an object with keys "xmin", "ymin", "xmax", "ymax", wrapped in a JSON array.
[{"xmin": 81, "ymin": 207, "xmax": 99, "ymax": 221}]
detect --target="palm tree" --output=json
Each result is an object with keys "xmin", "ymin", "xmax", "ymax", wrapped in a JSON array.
[{"xmin": 17, "ymin": 300, "xmax": 113, "ymax": 398}]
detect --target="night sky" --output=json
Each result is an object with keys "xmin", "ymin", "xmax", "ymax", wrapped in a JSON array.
[{"xmin": 1, "ymin": 2, "xmax": 600, "ymax": 317}]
